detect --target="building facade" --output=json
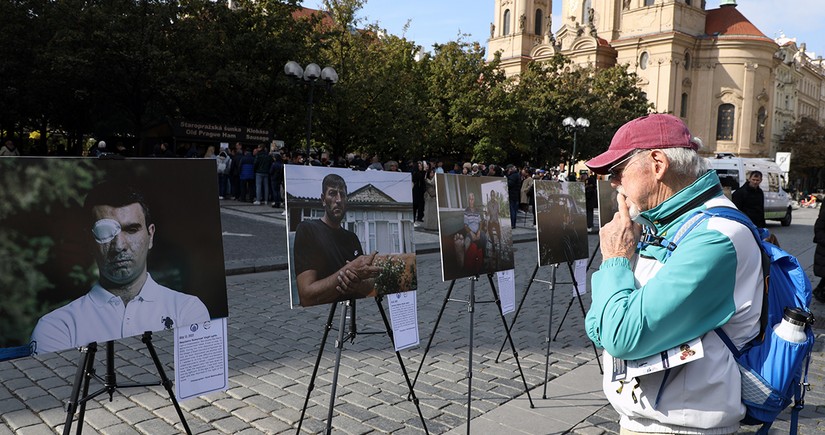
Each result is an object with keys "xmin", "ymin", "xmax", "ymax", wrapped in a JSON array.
[{"xmin": 488, "ymin": 0, "xmax": 825, "ymax": 158}]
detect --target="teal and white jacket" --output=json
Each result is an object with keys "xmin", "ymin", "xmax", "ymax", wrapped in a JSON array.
[{"xmin": 585, "ymin": 171, "xmax": 764, "ymax": 434}]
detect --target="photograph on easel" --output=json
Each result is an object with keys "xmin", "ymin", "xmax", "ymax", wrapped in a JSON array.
[
  {"xmin": 0, "ymin": 157, "xmax": 229, "ymax": 360},
  {"xmin": 435, "ymin": 173, "xmax": 514, "ymax": 281},
  {"xmin": 285, "ymin": 166, "xmax": 417, "ymax": 308},
  {"xmin": 597, "ymin": 179, "xmax": 619, "ymax": 228},
  {"xmin": 535, "ymin": 180, "xmax": 589, "ymax": 266}
]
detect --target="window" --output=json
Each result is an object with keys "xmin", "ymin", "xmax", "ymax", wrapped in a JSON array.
[
  {"xmin": 534, "ymin": 9, "xmax": 543, "ymax": 35},
  {"xmin": 716, "ymin": 103, "xmax": 735, "ymax": 141},
  {"xmin": 639, "ymin": 52, "xmax": 649, "ymax": 70},
  {"xmin": 503, "ymin": 9, "xmax": 511, "ymax": 35},
  {"xmin": 645, "ymin": 0, "xmax": 655, "ymax": 5},
  {"xmin": 685, "ymin": 0, "xmax": 692, "ymax": 5},
  {"xmin": 680, "ymin": 93, "xmax": 688, "ymax": 117},
  {"xmin": 756, "ymin": 106, "xmax": 767, "ymax": 143},
  {"xmin": 684, "ymin": 52, "xmax": 691, "ymax": 70}
]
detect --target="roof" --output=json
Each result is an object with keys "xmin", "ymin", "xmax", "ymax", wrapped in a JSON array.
[
  {"xmin": 291, "ymin": 7, "xmax": 335, "ymax": 29},
  {"xmin": 704, "ymin": 5, "xmax": 773, "ymax": 43}
]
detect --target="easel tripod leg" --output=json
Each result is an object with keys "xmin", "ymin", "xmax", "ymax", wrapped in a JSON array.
[
  {"xmin": 326, "ymin": 300, "xmax": 351, "ymax": 435},
  {"xmin": 296, "ymin": 301, "xmax": 338, "ymax": 434},
  {"xmin": 408, "ymin": 279, "xmax": 456, "ymax": 397},
  {"xmin": 374, "ymin": 297, "xmax": 429, "ymax": 434},
  {"xmin": 486, "ymin": 274, "xmax": 534, "ymax": 408},
  {"xmin": 564, "ymin": 261, "xmax": 603, "ymax": 375},
  {"xmin": 543, "ymin": 264, "xmax": 558, "ymax": 399},
  {"xmin": 142, "ymin": 332, "xmax": 192, "ymax": 435},
  {"xmin": 495, "ymin": 264, "xmax": 539, "ymax": 363},
  {"xmin": 63, "ymin": 343, "xmax": 97, "ymax": 435},
  {"xmin": 466, "ymin": 277, "xmax": 476, "ymax": 435}
]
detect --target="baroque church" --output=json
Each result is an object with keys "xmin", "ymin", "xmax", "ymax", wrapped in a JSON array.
[{"xmin": 488, "ymin": 0, "xmax": 825, "ymax": 158}]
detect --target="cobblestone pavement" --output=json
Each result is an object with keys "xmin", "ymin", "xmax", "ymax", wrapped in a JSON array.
[{"xmin": 1, "ymin": 204, "xmax": 823, "ymax": 434}]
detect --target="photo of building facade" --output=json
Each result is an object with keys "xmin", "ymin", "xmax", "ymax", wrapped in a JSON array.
[{"xmin": 488, "ymin": 0, "xmax": 825, "ymax": 158}]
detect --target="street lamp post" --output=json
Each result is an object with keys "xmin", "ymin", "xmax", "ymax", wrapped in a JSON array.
[
  {"xmin": 284, "ymin": 61, "xmax": 338, "ymax": 163},
  {"xmin": 562, "ymin": 116, "xmax": 589, "ymax": 179}
]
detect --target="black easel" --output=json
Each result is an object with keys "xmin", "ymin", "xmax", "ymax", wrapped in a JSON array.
[
  {"xmin": 408, "ymin": 274, "xmax": 534, "ymax": 435},
  {"xmin": 63, "ymin": 332, "xmax": 191, "ymax": 435},
  {"xmin": 493, "ymin": 256, "xmax": 604, "ymax": 399},
  {"xmin": 296, "ymin": 298, "xmax": 428, "ymax": 435}
]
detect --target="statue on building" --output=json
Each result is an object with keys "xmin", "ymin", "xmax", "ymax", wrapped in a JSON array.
[
  {"xmin": 588, "ymin": 8, "xmax": 595, "ymax": 25},
  {"xmin": 490, "ymin": 22, "xmax": 495, "ymax": 38},
  {"xmin": 623, "ymin": 0, "xmax": 631, "ymax": 10},
  {"xmin": 519, "ymin": 13, "xmax": 526, "ymax": 31}
]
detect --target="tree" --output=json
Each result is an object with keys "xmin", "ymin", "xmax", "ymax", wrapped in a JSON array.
[
  {"xmin": 510, "ymin": 55, "xmax": 651, "ymax": 169},
  {"xmin": 779, "ymin": 116, "xmax": 825, "ymax": 192}
]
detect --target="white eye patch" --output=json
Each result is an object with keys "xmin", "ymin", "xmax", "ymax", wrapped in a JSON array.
[{"xmin": 92, "ymin": 219, "xmax": 121, "ymax": 244}]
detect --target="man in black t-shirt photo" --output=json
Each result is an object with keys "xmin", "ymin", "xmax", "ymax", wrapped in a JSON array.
[{"xmin": 293, "ymin": 174, "xmax": 380, "ymax": 306}]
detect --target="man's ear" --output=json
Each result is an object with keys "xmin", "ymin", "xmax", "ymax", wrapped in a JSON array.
[
  {"xmin": 147, "ymin": 223, "xmax": 155, "ymax": 249},
  {"xmin": 650, "ymin": 150, "xmax": 669, "ymax": 181}
]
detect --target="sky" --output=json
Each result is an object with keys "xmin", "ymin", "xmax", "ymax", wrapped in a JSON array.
[{"xmin": 319, "ymin": 0, "xmax": 825, "ymax": 58}]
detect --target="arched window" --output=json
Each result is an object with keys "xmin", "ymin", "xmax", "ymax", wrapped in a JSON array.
[
  {"xmin": 716, "ymin": 104, "xmax": 735, "ymax": 141},
  {"xmin": 503, "ymin": 9, "xmax": 511, "ymax": 36},
  {"xmin": 534, "ymin": 9, "xmax": 543, "ymax": 35},
  {"xmin": 684, "ymin": 51, "xmax": 691, "ymax": 70},
  {"xmin": 680, "ymin": 93, "xmax": 688, "ymax": 117},
  {"xmin": 639, "ymin": 52, "xmax": 649, "ymax": 70},
  {"xmin": 756, "ymin": 106, "xmax": 767, "ymax": 143}
]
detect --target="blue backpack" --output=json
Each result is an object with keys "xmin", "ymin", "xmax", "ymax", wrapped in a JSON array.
[{"xmin": 668, "ymin": 206, "xmax": 815, "ymax": 435}]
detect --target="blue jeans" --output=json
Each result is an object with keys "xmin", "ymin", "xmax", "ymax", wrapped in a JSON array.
[
  {"xmin": 255, "ymin": 173, "xmax": 269, "ymax": 203},
  {"xmin": 509, "ymin": 199, "xmax": 519, "ymax": 229}
]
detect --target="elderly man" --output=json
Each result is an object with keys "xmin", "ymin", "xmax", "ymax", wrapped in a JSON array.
[
  {"xmin": 293, "ymin": 173, "xmax": 380, "ymax": 307},
  {"xmin": 30, "ymin": 181, "xmax": 210, "ymax": 354},
  {"xmin": 584, "ymin": 114, "xmax": 763, "ymax": 434}
]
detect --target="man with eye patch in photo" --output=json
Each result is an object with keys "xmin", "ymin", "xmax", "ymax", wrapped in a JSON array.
[{"xmin": 30, "ymin": 181, "xmax": 209, "ymax": 354}]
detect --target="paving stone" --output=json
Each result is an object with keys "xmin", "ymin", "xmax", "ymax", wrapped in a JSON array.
[
  {"xmin": 134, "ymin": 417, "xmax": 179, "ymax": 435},
  {"xmin": 231, "ymin": 405, "xmax": 269, "ymax": 423},
  {"xmin": 211, "ymin": 415, "xmax": 251, "ymax": 433}
]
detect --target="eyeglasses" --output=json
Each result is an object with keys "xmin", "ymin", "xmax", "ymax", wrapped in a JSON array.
[{"xmin": 607, "ymin": 150, "xmax": 648, "ymax": 179}]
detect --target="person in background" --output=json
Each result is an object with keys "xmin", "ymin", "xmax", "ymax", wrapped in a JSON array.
[
  {"xmin": 239, "ymin": 147, "xmax": 255, "ymax": 202},
  {"xmin": 506, "ymin": 164, "xmax": 521, "ymax": 229},
  {"xmin": 422, "ymin": 167, "xmax": 438, "ymax": 230},
  {"xmin": 229, "ymin": 142, "xmax": 243, "ymax": 200},
  {"xmin": 585, "ymin": 172, "xmax": 598, "ymax": 233},
  {"xmin": 253, "ymin": 143, "xmax": 272, "ymax": 205},
  {"xmin": 412, "ymin": 161, "xmax": 427, "ymax": 225},
  {"xmin": 0, "ymin": 139, "xmax": 20, "ymax": 156},
  {"xmin": 269, "ymin": 151, "xmax": 284, "ymax": 208},
  {"xmin": 731, "ymin": 170, "xmax": 766, "ymax": 228},
  {"xmin": 216, "ymin": 146, "xmax": 231, "ymax": 200},
  {"xmin": 813, "ymin": 203, "xmax": 825, "ymax": 303}
]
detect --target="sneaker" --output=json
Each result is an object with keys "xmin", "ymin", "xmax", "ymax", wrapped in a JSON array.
[
  {"xmin": 253, "ymin": 201, "xmax": 261, "ymax": 205},
  {"xmin": 414, "ymin": 222, "xmax": 421, "ymax": 227},
  {"xmin": 218, "ymin": 196, "xmax": 224, "ymax": 200}
]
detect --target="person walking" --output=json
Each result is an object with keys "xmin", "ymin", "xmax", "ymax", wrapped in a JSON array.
[{"xmin": 731, "ymin": 170, "xmax": 766, "ymax": 228}]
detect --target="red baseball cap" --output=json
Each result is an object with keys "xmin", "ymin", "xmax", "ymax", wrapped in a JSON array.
[{"xmin": 585, "ymin": 114, "xmax": 698, "ymax": 174}]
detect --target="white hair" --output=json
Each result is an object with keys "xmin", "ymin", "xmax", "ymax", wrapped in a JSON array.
[{"xmin": 661, "ymin": 138, "xmax": 708, "ymax": 179}]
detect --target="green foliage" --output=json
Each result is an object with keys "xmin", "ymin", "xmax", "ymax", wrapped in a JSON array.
[
  {"xmin": 778, "ymin": 117, "xmax": 825, "ymax": 189},
  {"xmin": 0, "ymin": 159, "xmax": 102, "ymax": 347},
  {"xmin": 1, "ymin": 0, "xmax": 651, "ymax": 166}
]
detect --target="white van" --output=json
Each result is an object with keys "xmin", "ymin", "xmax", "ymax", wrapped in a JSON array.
[{"xmin": 706, "ymin": 153, "xmax": 792, "ymax": 226}]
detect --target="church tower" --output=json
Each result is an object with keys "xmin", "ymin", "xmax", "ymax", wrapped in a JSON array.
[{"xmin": 487, "ymin": 0, "xmax": 554, "ymax": 76}]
